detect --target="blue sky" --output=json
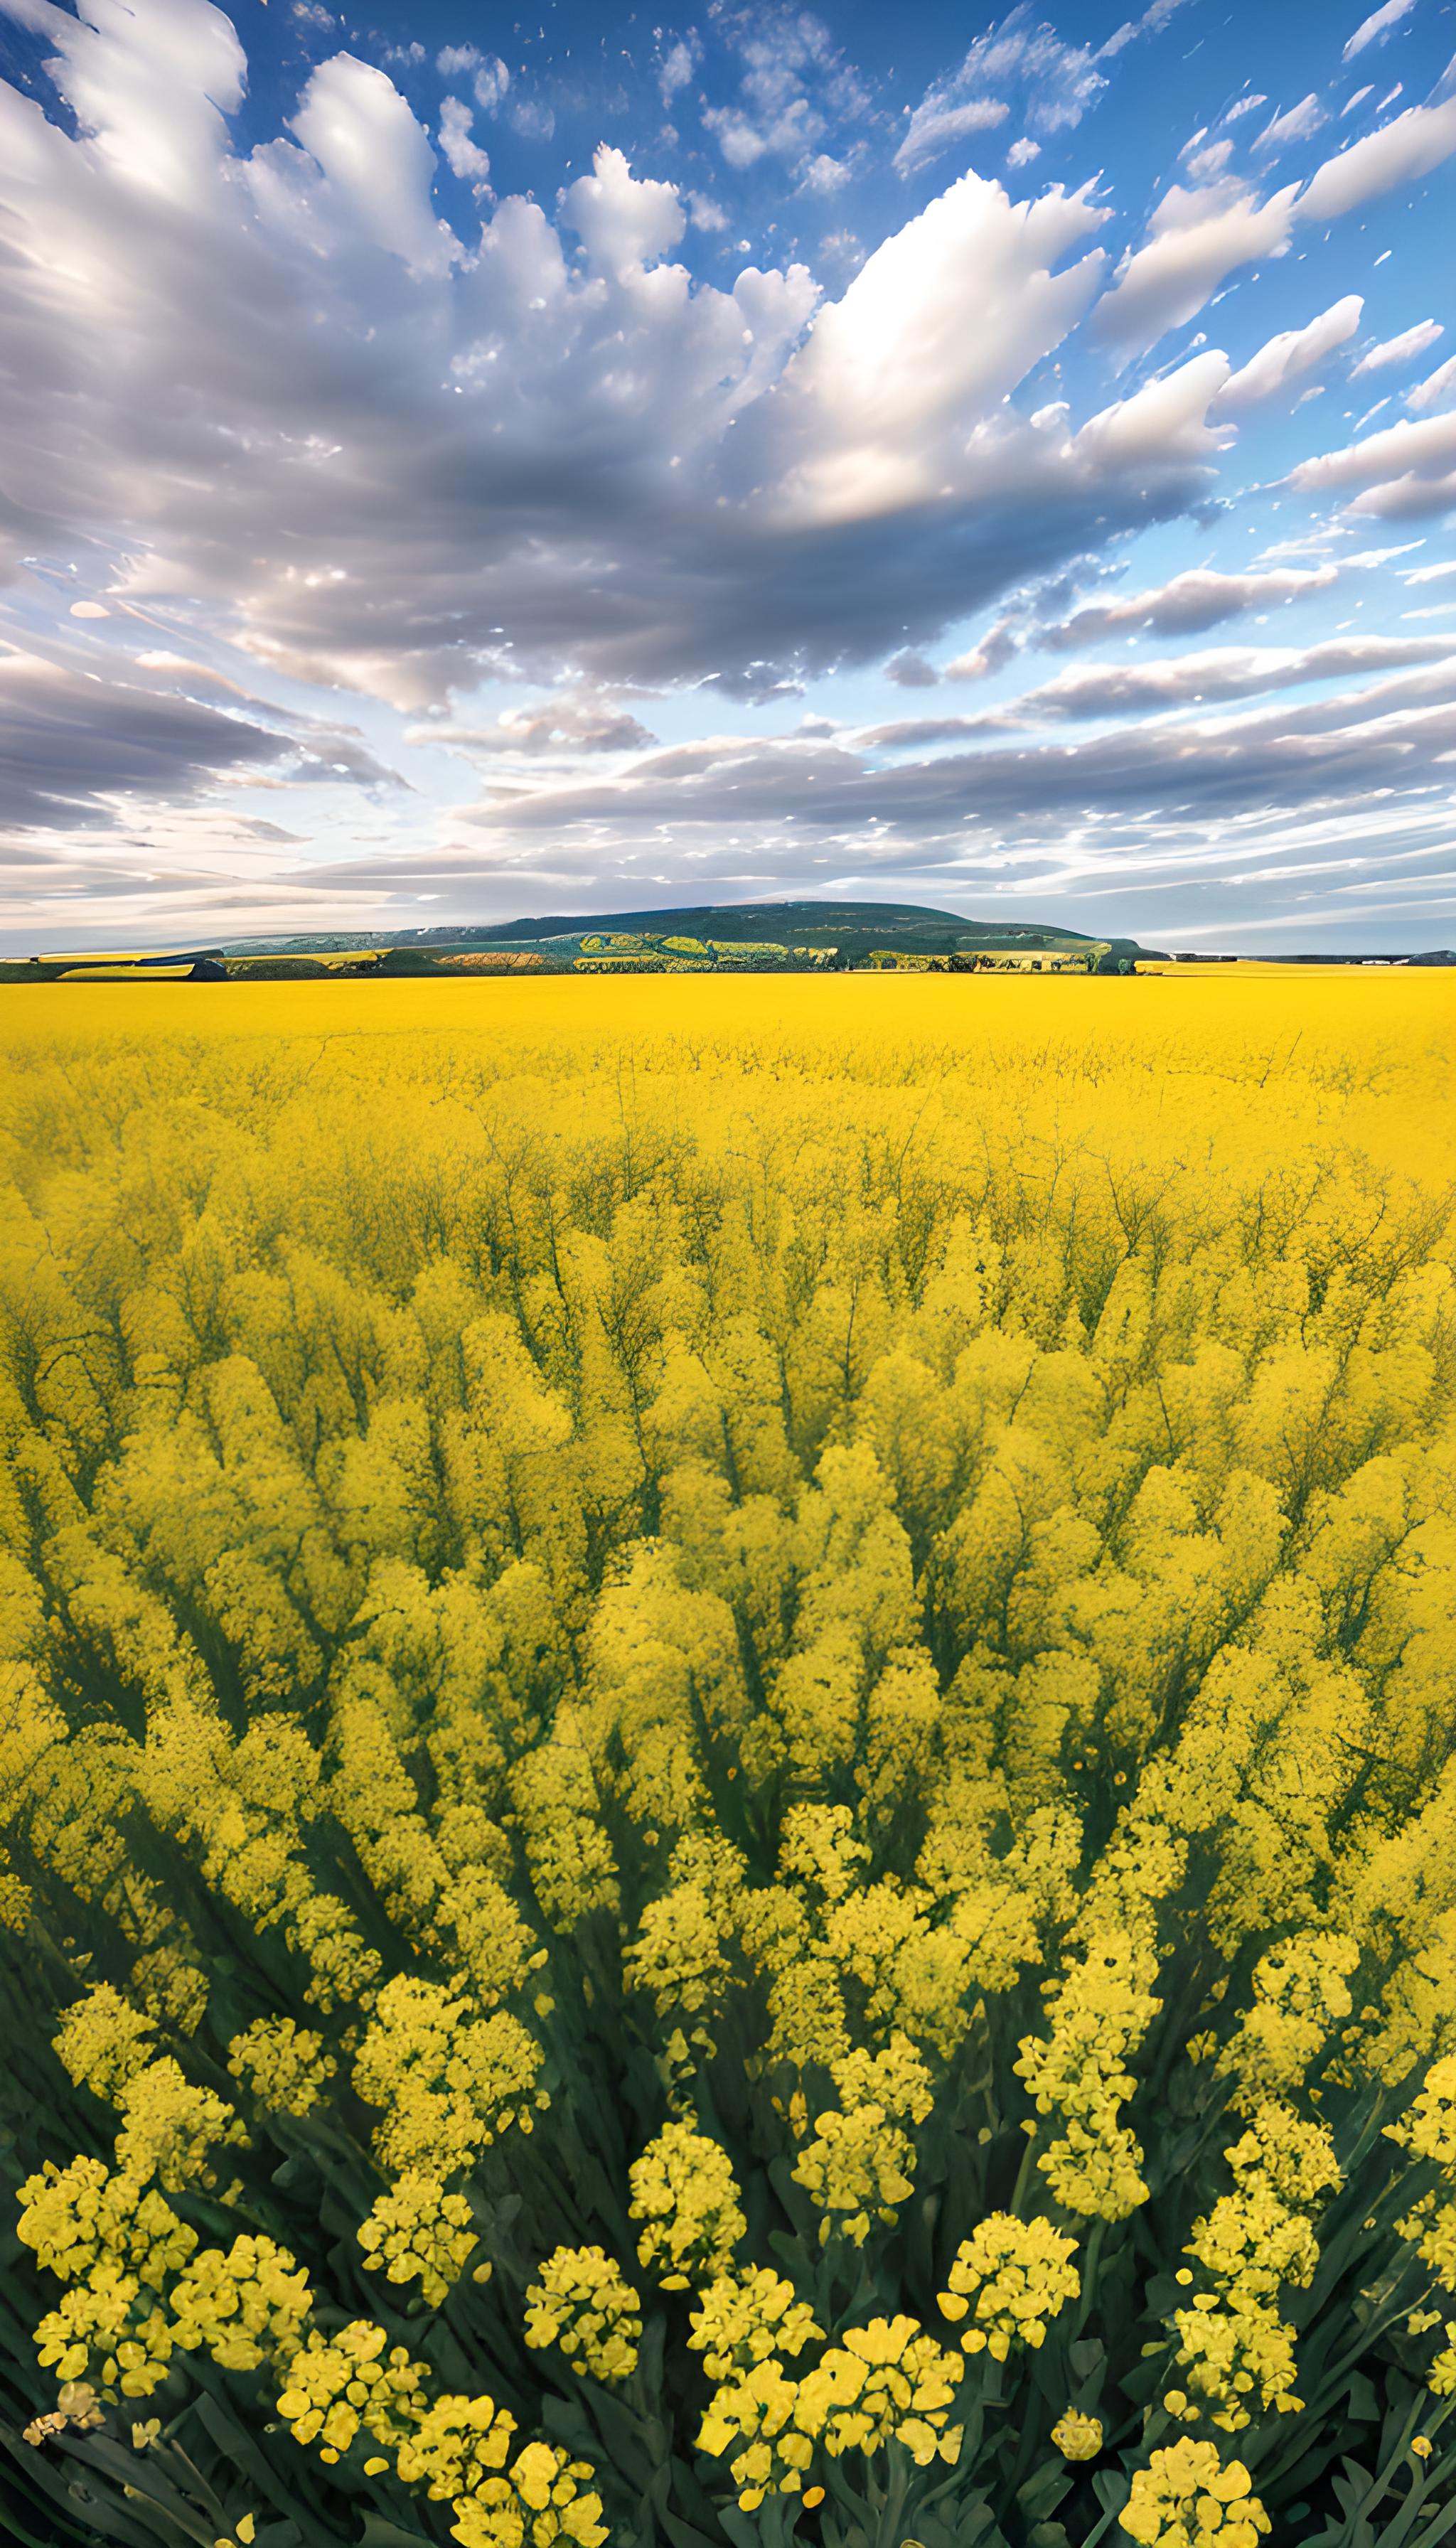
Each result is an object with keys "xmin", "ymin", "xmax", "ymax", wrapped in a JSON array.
[{"xmin": 2, "ymin": 0, "xmax": 1456, "ymax": 950}]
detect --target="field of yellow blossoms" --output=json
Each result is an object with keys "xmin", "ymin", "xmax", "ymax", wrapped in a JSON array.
[{"xmin": 2, "ymin": 973, "xmax": 1455, "ymax": 2548}]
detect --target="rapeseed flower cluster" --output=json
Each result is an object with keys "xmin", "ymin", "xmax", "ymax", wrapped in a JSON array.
[
  {"xmin": 1119, "ymin": 2439, "xmax": 1271, "ymax": 2547},
  {"xmin": 226, "ymin": 2016, "xmax": 336, "ymax": 2117},
  {"xmin": 168, "ymin": 2234, "xmax": 313, "ymax": 2371},
  {"xmin": 276, "ymin": 2320, "xmax": 431, "ymax": 2462},
  {"xmin": 937, "ymin": 2213, "xmax": 1081, "ymax": 2360},
  {"xmin": 628, "ymin": 2124, "xmax": 746, "ymax": 2291},
  {"xmin": 523, "ymin": 2248, "xmax": 642, "ymax": 2382},
  {"xmin": 791, "ymin": 2032, "xmax": 933, "ymax": 2243},
  {"xmin": 448, "ymin": 2441, "xmax": 609, "ymax": 2548},
  {"xmin": 1015, "ymin": 1931, "xmax": 1160, "ymax": 2219},
  {"xmin": 687, "ymin": 2268, "xmax": 824, "ymax": 2382},
  {"xmin": 357, "ymin": 2173, "xmax": 481, "ymax": 2307},
  {"xmin": 696, "ymin": 2315, "xmax": 963, "ymax": 2508}
]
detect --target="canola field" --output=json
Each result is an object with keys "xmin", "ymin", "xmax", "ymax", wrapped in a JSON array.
[{"xmin": 1, "ymin": 973, "xmax": 1455, "ymax": 2548}]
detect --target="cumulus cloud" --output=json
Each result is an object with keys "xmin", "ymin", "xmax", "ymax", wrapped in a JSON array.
[
  {"xmin": 1093, "ymin": 178, "xmax": 1300, "ymax": 354},
  {"xmin": 437, "ymin": 97, "xmax": 490, "ymax": 188},
  {"xmin": 0, "ymin": 5, "xmax": 1253, "ymax": 744},
  {"xmin": 895, "ymin": 4, "xmax": 1105, "ymax": 178},
  {"xmin": 1343, "ymin": 0, "xmax": 1417, "ymax": 61},
  {"xmin": 798, "ymin": 149, "xmax": 860, "ymax": 194},
  {"xmin": 1215, "ymin": 296, "xmax": 1363, "ymax": 407},
  {"xmin": 1351, "ymin": 318, "xmax": 1445, "ymax": 375},
  {"xmin": 1039, "ymin": 564, "xmax": 1339, "ymax": 647},
  {"xmin": 289, "ymin": 53, "xmax": 458, "ymax": 275}
]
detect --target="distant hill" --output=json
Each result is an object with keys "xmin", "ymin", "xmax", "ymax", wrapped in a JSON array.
[
  {"xmin": 210, "ymin": 900, "xmax": 1159, "ymax": 974},
  {"xmin": 11, "ymin": 906, "xmax": 1456, "ymax": 984},
  {"xmin": 6, "ymin": 901, "xmax": 1176, "ymax": 983}
]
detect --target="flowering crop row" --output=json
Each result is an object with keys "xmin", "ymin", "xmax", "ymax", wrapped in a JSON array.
[{"xmin": 0, "ymin": 984, "xmax": 1455, "ymax": 2548}]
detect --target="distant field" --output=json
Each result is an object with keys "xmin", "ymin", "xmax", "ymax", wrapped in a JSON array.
[{"xmin": 1, "ymin": 970, "xmax": 1452, "ymax": 1185}]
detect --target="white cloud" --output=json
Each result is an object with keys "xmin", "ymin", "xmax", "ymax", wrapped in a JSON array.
[
  {"xmin": 799, "ymin": 151, "xmax": 857, "ymax": 194},
  {"xmin": 764, "ymin": 173, "xmax": 1113, "ymax": 520},
  {"xmin": 1408, "ymin": 354, "xmax": 1456, "ymax": 411},
  {"xmin": 1351, "ymin": 317, "xmax": 1444, "ymax": 375},
  {"xmin": 1215, "ymin": 296, "xmax": 1363, "ymax": 407},
  {"xmin": 0, "ymin": 11, "xmax": 1256, "ymax": 741},
  {"xmin": 1041, "ymin": 564, "xmax": 1340, "ymax": 646},
  {"xmin": 896, "ymin": 4, "xmax": 1105, "ymax": 178},
  {"xmin": 437, "ymin": 45, "xmax": 481, "ymax": 77},
  {"xmin": 1223, "ymin": 95, "xmax": 1267, "ymax": 124},
  {"xmin": 1005, "ymin": 136, "xmax": 1041, "ymax": 168},
  {"xmin": 701, "ymin": 9, "xmax": 863, "ymax": 177},
  {"xmin": 509, "ymin": 97, "xmax": 556, "ymax": 144},
  {"xmin": 1343, "ymin": 86, "xmax": 1375, "ymax": 114},
  {"xmin": 1097, "ymin": 80, "xmax": 1456, "ymax": 359},
  {"xmin": 685, "ymin": 191, "xmax": 729, "ymax": 231},
  {"xmin": 560, "ymin": 146, "xmax": 685, "ymax": 279},
  {"xmin": 473, "ymin": 57, "xmax": 512, "ymax": 114},
  {"xmin": 893, "ymin": 97, "xmax": 1010, "ymax": 177},
  {"xmin": 1093, "ymin": 178, "xmax": 1300, "ymax": 355},
  {"xmin": 1295, "ymin": 92, "xmax": 1456, "ymax": 223},
  {"xmin": 290, "ymin": 54, "xmax": 457, "ymax": 276},
  {"xmin": 408, "ymin": 698, "xmax": 659, "ymax": 756},
  {"xmin": 437, "ymin": 97, "xmax": 490, "ymax": 189},
  {"xmin": 1291, "ymin": 408, "xmax": 1456, "ymax": 515},
  {"xmin": 1184, "ymin": 137, "xmax": 1234, "ymax": 181},
  {"xmin": 1253, "ymin": 96, "xmax": 1327, "ymax": 154},
  {"xmin": 1008, "ymin": 631, "xmax": 1456, "ymax": 717},
  {"xmin": 1098, "ymin": 0, "xmax": 1193, "ymax": 60},
  {"xmin": 655, "ymin": 32, "xmax": 701, "ymax": 107},
  {"xmin": 1343, "ymin": 0, "xmax": 1417, "ymax": 62},
  {"xmin": 1403, "ymin": 559, "xmax": 1456, "ymax": 582},
  {"xmin": 944, "ymin": 617, "xmax": 1022, "ymax": 679}
]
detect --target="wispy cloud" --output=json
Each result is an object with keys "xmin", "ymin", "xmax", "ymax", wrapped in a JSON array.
[{"xmin": 1343, "ymin": 0, "xmax": 1418, "ymax": 63}]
